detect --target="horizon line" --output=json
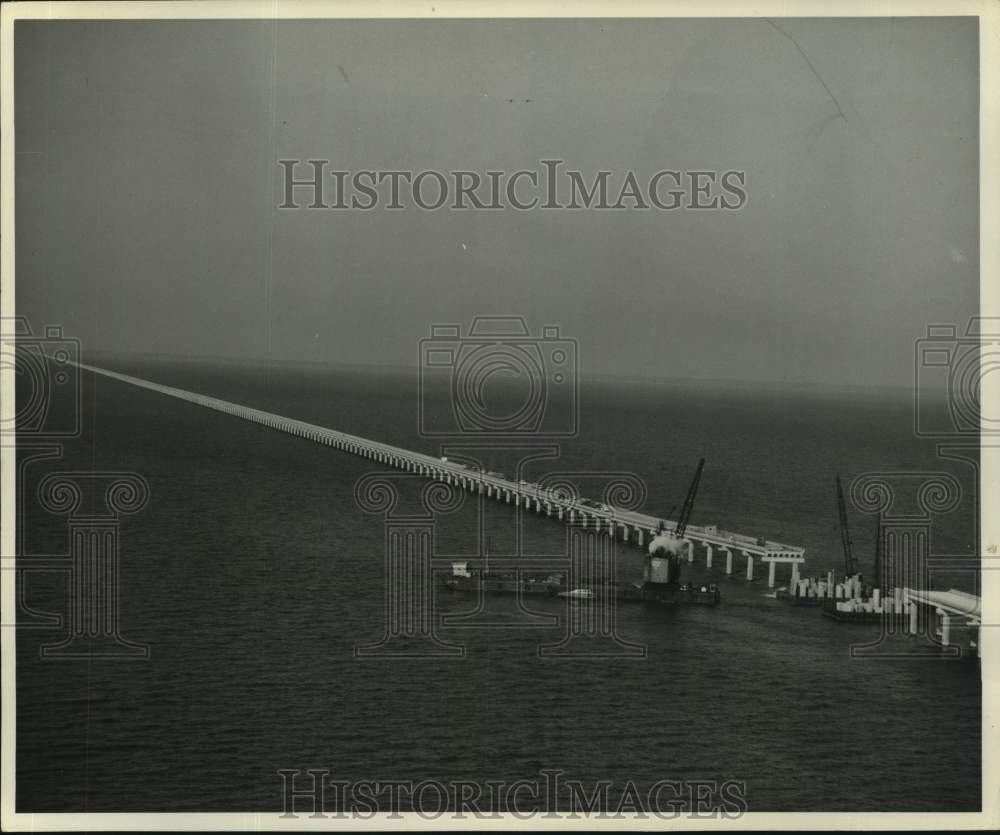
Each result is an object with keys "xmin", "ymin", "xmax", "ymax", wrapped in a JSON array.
[{"xmin": 84, "ymin": 347, "xmax": 917, "ymax": 395}]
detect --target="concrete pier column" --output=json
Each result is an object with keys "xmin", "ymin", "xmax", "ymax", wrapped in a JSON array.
[
  {"xmin": 557, "ymin": 507, "xmax": 564, "ymax": 521},
  {"xmin": 791, "ymin": 562, "xmax": 801, "ymax": 590},
  {"xmin": 746, "ymin": 555, "xmax": 755, "ymax": 582},
  {"xmin": 705, "ymin": 544, "xmax": 713, "ymax": 568},
  {"xmin": 908, "ymin": 594, "xmax": 918, "ymax": 635},
  {"xmin": 938, "ymin": 609, "xmax": 950, "ymax": 647},
  {"xmin": 767, "ymin": 560, "xmax": 776, "ymax": 588},
  {"xmin": 637, "ymin": 529, "xmax": 644, "ymax": 548},
  {"xmin": 569, "ymin": 510, "xmax": 576, "ymax": 523},
  {"xmin": 724, "ymin": 549, "xmax": 733, "ymax": 575},
  {"xmin": 684, "ymin": 539, "xmax": 694, "ymax": 563}
]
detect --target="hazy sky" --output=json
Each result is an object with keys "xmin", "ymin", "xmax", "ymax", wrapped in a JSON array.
[{"xmin": 15, "ymin": 17, "xmax": 978, "ymax": 387}]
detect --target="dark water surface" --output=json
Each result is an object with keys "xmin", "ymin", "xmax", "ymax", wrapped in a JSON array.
[{"xmin": 16, "ymin": 359, "xmax": 980, "ymax": 812}]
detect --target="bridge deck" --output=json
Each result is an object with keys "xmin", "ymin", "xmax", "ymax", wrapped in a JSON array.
[{"xmin": 77, "ymin": 362, "xmax": 805, "ymax": 562}]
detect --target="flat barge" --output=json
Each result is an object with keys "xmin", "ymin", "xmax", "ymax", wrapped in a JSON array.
[{"xmin": 442, "ymin": 567, "xmax": 720, "ymax": 606}]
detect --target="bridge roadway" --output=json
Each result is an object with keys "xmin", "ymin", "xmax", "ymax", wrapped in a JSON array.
[{"xmin": 78, "ymin": 362, "xmax": 807, "ymax": 588}]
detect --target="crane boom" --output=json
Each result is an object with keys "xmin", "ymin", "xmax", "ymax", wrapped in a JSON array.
[
  {"xmin": 873, "ymin": 520, "xmax": 881, "ymax": 587},
  {"xmin": 836, "ymin": 475, "xmax": 856, "ymax": 576},
  {"xmin": 675, "ymin": 458, "xmax": 705, "ymax": 538}
]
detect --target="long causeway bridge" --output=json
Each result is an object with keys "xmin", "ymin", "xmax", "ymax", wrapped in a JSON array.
[{"xmin": 77, "ymin": 363, "xmax": 807, "ymax": 588}]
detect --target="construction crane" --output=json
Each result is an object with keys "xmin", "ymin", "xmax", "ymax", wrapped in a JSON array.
[
  {"xmin": 656, "ymin": 505, "xmax": 678, "ymax": 534},
  {"xmin": 836, "ymin": 475, "xmax": 857, "ymax": 576},
  {"xmin": 674, "ymin": 458, "xmax": 706, "ymax": 538}
]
